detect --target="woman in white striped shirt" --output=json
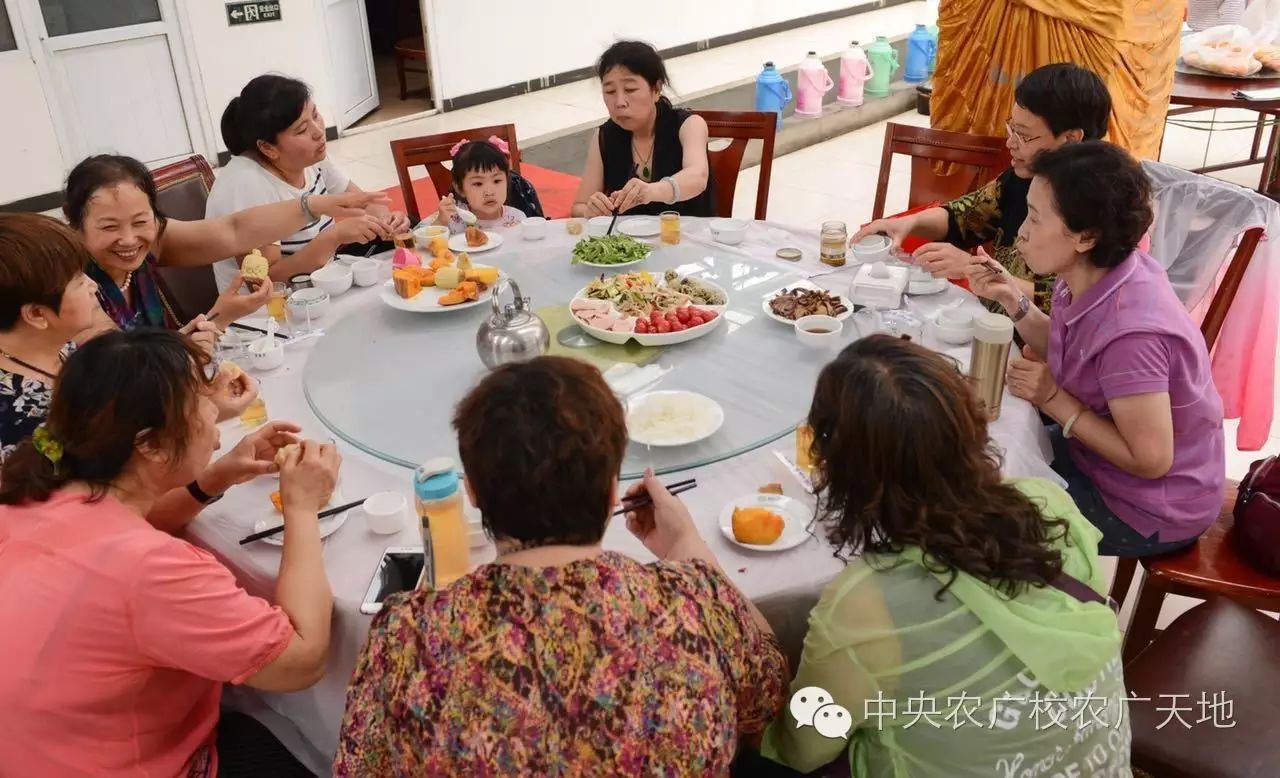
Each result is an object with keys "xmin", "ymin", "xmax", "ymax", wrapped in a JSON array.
[{"xmin": 207, "ymin": 75, "xmax": 410, "ymax": 292}]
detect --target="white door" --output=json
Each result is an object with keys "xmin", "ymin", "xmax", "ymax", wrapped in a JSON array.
[
  {"xmin": 321, "ymin": 0, "xmax": 378, "ymax": 129},
  {"xmin": 20, "ymin": 0, "xmax": 205, "ymax": 167}
]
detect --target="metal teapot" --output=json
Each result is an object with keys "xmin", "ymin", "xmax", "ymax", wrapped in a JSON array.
[{"xmin": 475, "ymin": 279, "xmax": 550, "ymax": 369}]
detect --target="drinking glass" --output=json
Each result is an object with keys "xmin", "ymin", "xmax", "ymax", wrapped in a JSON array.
[
  {"xmin": 266, "ymin": 282, "xmax": 288, "ymax": 324},
  {"xmin": 660, "ymin": 211, "xmax": 681, "ymax": 245}
]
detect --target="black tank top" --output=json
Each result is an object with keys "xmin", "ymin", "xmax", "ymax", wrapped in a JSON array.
[{"xmin": 598, "ymin": 101, "xmax": 715, "ymax": 217}]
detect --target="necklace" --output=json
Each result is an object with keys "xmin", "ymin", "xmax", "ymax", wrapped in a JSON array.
[
  {"xmin": 118, "ymin": 271, "xmax": 134, "ymax": 294},
  {"xmin": 0, "ymin": 349, "xmax": 59, "ymax": 381},
  {"xmin": 631, "ymin": 137, "xmax": 654, "ymax": 181}
]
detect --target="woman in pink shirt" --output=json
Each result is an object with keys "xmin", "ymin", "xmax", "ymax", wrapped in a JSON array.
[
  {"xmin": 0, "ymin": 328, "xmax": 340, "ymax": 776},
  {"xmin": 969, "ymin": 141, "xmax": 1225, "ymax": 557}
]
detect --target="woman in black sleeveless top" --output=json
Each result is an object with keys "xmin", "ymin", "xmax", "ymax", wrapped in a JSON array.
[{"xmin": 573, "ymin": 41, "xmax": 714, "ymax": 218}]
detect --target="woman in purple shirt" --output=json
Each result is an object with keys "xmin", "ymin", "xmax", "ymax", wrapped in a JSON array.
[{"xmin": 969, "ymin": 142, "xmax": 1225, "ymax": 556}]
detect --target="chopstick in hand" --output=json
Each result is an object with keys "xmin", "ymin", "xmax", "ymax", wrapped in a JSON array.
[
  {"xmin": 613, "ymin": 478, "xmax": 697, "ymax": 517},
  {"xmin": 238, "ymin": 498, "xmax": 364, "ymax": 545},
  {"xmin": 606, "ymin": 209, "xmax": 620, "ymax": 236}
]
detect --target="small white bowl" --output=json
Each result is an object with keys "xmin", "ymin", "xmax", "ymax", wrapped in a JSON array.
[
  {"xmin": 363, "ymin": 492, "xmax": 409, "ymax": 535},
  {"xmin": 709, "ymin": 218, "xmax": 748, "ymax": 245},
  {"xmin": 287, "ymin": 287, "xmax": 330, "ymax": 320},
  {"xmin": 351, "ymin": 258, "xmax": 380, "ymax": 287},
  {"xmin": 247, "ymin": 337, "xmax": 284, "ymax": 371},
  {"xmin": 521, "ymin": 217, "xmax": 547, "ymax": 240},
  {"xmin": 310, "ymin": 263, "xmax": 353, "ymax": 296},
  {"xmin": 413, "ymin": 224, "xmax": 449, "ymax": 243},
  {"xmin": 587, "ymin": 216, "xmax": 613, "ymax": 237},
  {"xmin": 852, "ymin": 234, "xmax": 892, "ymax": 264},
  {"xmin": 934, "ymin": 309, "xmax": 975, "ymax": 345},
  {"xmin": 794, "ymin": 314, "xmax": 844, "ymax": 349}
]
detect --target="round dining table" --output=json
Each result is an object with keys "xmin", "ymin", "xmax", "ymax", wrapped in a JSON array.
[
  {"xmin": 1168, "ymin": 68, "xmax": 1280, "ymax": 195},
  {"xmin": 189, "ymin": 217, "xmax": 1062, "ymax": 773}
]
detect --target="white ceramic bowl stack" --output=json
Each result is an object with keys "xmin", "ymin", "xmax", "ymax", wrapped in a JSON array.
[
  {"xmin": 311, "ymin": 263, "xmax": 353, "ymax": 296},
  {"xmin": 708, "ymin": 218, "xmax": 748, "ymax": 245}
]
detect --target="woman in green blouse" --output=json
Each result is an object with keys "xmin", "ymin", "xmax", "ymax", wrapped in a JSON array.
[{"xmin": 761, "ymin": 336, "xmax": 1130, "ymax": 777}]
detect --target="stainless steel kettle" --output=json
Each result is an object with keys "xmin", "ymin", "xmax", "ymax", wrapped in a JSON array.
[{"xmin": 475, "ymin": 279, "xmax": 550, "ymax": 369}]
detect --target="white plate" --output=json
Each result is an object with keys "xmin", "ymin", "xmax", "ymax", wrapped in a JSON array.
[
  {"xmin": 907, "ymin": 277, "xmax": 949, "ymax": 296},
  {"xmin": 378, "ymin": 271, "xmax": 503, "ymax": 313},
  {"xmin": 627, "ymin": 390, "xmax": 725, "ymax": 447},
  {"xmin": 762, "ymin": 282, "xmax": 856, "ymax": 326},
  {"xmin": 569, "ymin": 278, "xmax": 729, "ymax": 346},
  {"xmin": 571, "ymin": 236, "xmax": 653, "ymax": 269},
  {"xmin": 618, "ymin": 217, "xmax": 661, "ymax": 238},
  {"xmin": 253, "ymin": 488, "xmax": 350, "ymax": 547},
  {"xmin": 448, "ymin": 230, "xmax": 503, "ymax": 254},
  {"xmin": 718, "ymin": 493, "xmax": 814, "ymax": 552}
]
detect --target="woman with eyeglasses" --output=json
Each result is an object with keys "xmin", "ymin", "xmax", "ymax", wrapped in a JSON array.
[{"xmin": 851, "ymin": 63, "xmax": 1112, "ymax": 313}]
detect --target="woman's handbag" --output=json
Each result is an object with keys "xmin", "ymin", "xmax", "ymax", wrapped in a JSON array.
[{"xmin": 1234, "ymin": 456, "xmax": 1280, "ymax": 576}]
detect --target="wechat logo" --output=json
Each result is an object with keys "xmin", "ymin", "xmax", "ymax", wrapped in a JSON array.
[{"xmin": 790, "ymin": 686, "xmax": 853, "ymax": 739}]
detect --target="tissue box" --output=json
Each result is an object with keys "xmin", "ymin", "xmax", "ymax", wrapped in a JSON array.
[{"xmin": 849, "ymin": 262, "xmax": 908, "ymax": 310}]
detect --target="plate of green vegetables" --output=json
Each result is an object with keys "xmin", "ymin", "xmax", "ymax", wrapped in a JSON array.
[{"xmin": 571, "ymin": 234, "xmax": 652, "ymax": 268}]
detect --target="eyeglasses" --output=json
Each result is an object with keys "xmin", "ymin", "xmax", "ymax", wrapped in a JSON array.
[{"xmin": 1005, "ymin": 120, "xmax": 1043, "ymax": 147}]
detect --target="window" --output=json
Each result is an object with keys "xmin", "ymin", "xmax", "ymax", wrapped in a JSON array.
[{"xmin": 38, "ymin": 0, "xmax": 161, "ymax": 38}]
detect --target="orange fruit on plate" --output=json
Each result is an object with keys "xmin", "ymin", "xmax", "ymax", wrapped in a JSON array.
[{"xmin": 732, "ymin": 506, "xmax": 785, "ymax": 545}]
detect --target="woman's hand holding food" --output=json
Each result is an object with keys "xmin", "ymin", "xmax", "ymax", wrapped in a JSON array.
[
  {"xmin": 278, "ymin": 440, "xmax": 342, "ymax": 518},
  {"xmin": 200, "ymin": 421, "xmax": 302, "ymax": 494},
  {"xmin": 210, "ymin": 360, "xmax": 259, "ymax": 422},
  {"xmin": 211, "ymin": 272, "xmax": 272, "ymax": 323}
]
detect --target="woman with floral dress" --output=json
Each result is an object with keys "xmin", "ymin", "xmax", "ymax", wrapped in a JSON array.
[{"xmin": 336, "ymin": 357, "xmax": 787, "ymax": 775}]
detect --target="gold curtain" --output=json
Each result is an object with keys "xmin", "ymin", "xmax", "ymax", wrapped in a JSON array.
[{"xmin": 931, "ymin": 0, "xmax": 1186, "ymax": 160}]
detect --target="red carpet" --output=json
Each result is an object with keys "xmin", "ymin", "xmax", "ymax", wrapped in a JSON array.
[{"xmin": 379, "ymin": 163, "xmax": 581, "ymax": 220}]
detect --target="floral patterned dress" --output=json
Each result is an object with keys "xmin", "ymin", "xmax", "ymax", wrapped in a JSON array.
[
  {"xmin": 335, "ymin": 552, "xmax": 788, "ymax": 777},
  {"xmin": 944, "ymin": 169, "xmax": 1056, "ymax": 312},
  {"xmin": 0, "ymin": 345, "xmax": 72, "ymax": 461}
]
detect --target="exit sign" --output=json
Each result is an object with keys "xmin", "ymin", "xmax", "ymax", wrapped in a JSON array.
[{"xmin": 226, "ymin": 1, "xmax": 282, "ymax": 26}]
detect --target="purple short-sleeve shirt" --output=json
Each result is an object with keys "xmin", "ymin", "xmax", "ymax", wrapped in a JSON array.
[{"xmin": 1048, "ymin": 251, "xmax": 1225, "ymax": 542}]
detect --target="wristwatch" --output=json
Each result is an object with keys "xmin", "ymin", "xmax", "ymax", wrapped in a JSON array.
[
  {"xmin": 1010, "ymin": 295, "xmax": 1032, "ymax": 323},
  {"xmin": 187, "ymin": 480, "xmax": 223, "ymax": 505}
]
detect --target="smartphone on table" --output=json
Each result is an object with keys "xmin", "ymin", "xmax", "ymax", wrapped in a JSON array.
[{"xmin": 360, "ymin": 546, "xmax": 432, "ymax": 615}]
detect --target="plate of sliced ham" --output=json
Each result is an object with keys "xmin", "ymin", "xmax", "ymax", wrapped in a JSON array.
[{"xmin": 568, "ymin": 285, "xmax": 727, "ymax": 347}]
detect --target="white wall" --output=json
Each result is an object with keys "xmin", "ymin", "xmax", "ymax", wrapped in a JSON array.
[
  {"xmin": 182, "ymin": 0, "xmax": 336, "ymax": 153},
  {"xmin": 426, "ymin": 0, "xmax": 870, "ymax": 100},
  {"xmin": 0, "ymin": 55, "xmax": 65, "ymax": 203}
]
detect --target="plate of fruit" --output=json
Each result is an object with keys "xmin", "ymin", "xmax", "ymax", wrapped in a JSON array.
[
  {"xmin": 568, "ymin": 270, "xmax": 728, "ymax": 346},
  {"xmin": 380, "ymin": 247, "xmax": 503, "ymax": 313},
  {"xmin": 448, "ymin": 224, "xmax": 503, "ymax": 253},
  {"xmin": 718, "ymin": 493, "xmax": 813, "ymax": 552}
]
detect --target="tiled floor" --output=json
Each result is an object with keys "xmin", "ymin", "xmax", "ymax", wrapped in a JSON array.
[{"xmin": 323, "ymin": 11, "xmax": 1280, "ymax": 637}]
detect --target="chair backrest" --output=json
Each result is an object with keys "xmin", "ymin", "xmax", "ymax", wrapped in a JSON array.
[
  {"xmin": 389, "ymin": 124, "xmax": 523, "ymax": 225},
  {"xmin": 151, "ymin": 155, "xmax": 219, "ymax": 324},
  {"xmin": 693, "ymin": 110, "xmax": 777, "ymax": 220},
  {"xmin": 872, "ymin": 123, "xmax": 1011, "ymax": 219},
  {"xmin": 1142, "ymin": 160, "xmax": 1278, "ymax": 350}
]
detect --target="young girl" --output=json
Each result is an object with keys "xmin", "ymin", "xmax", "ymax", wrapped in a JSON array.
[{"xmin": 431, "ymin": 137, "xmax": 543, "ymax": 233}]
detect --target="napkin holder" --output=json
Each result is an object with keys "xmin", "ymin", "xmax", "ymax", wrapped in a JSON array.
[{"xmin": 849, "ymin": 262, "xmax": 908, "ymax": 310}]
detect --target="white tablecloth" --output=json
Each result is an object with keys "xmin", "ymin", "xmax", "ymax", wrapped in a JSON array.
[{"xmin": 187, "ymin": 218, "xmax": 1058, "ymax": 773}]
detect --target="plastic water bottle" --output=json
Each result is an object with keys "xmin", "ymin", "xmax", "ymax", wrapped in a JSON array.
[
  {"xmin": 927, "ymin": 25, "xmax": 940, "ymax": 75},
  {"xmin": 866, "ymin": 37, "xmax": 898, "ymax": 97},
  {"xmin": 905, "ymin": 24, "xmax": 936, "ymax": 83},
  {"xmin": 837, "ymin": 42, "xmax": 874, "ymax": 106},
  {"xmin": 795, "ymin": 52, "xmax": 834, "ymax": 117},
  {"xmin": 414, "ymin": 458, "xmax": 468, "ymax": 588},
  {"xmin": 754, "ymin": 62, "xmax": 793, "ymax": 130}
]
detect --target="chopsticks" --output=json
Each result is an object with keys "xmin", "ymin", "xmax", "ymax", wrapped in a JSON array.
[
  {"xmin": 229, "ymin": 321, "xmax": 289, "ymax": 340},
  {"xmin": 612, "ymin": 478, "xmax": 697, "ymax": 517},
  {"xmin": 238, "ymin": 498, "xmax": 365, "ymax": 545},
  {"xmin": 606, "ymin": 209, "xmax": 620, "ymax": 236}
]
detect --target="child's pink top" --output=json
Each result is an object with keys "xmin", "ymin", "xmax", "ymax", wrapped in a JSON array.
[{"xmin": 0, "ymin": 491, "xmax": 293, "ymax": 776}]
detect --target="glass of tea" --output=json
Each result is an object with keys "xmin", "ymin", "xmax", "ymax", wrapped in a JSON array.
[
  {"xmin": 239, "ymin": 395, "xmax": 268, "ymax": 429},
  {"xmin": 266, "ymin": 282, "xmax": 288, "ymax": 324},
  {"xmin": 660, "ymin": 211, "xmax": 681, "ymax": 245},
  {"xmin": 795, "ymin": 423, "xmax": 816, "ymax": 476}
]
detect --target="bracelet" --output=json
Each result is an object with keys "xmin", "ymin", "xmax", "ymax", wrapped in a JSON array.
[
  {"xmin": 300, "ymin": 192, "xmax": 317, "ymax": 223},
  {"xmin": 187, "ymin": 480, "xmax": 223, "ymax": 505},
  {"xmin": 661, "ymin": 176, "xmax": 681, "ymax": 205},
  {"xmin": 1062, "ymin": 409, "xmax": 1085, "ymax": 439}
]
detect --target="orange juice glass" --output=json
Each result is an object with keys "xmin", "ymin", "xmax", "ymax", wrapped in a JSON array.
[
  {"xmin": 795, "ymin": 423, "xmax": 816, "ymax": 475},
  {"xmin": 239, "ymin": 396, "xmax": 268, "ymax": 428},
  {"xmin": 266, "ymin": 282, "xmax": 288, "ymax": 323},
  {"xmin": 660, "ymin": 211, "xmax": 681, "ymax": 245}
]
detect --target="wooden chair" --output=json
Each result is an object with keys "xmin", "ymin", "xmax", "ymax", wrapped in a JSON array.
[
  {"xmin": 1109, "ymin": 225, "xmax": 1274, "ymax": 663},
  {"xmin": 1123, "ymin": 597, "xmax": 1280, "ymax": 776},
  {"xmin": 693, "ymin": 110, "xmax": 777, "ymax": 220},
  {"xmin": 393, "ymin": 36, "xmax": 430, "ymax": 101},
  {"xmin": 389, "ymin": 124, "xmax": 523, "ymax": 225},
  {"xmin": 151, "ymin": 155, "xmax": 219, "ymax": 324},
  {"xmin": 871, "ymin": 123, "xmax": 1011, "ymax": 220}
]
